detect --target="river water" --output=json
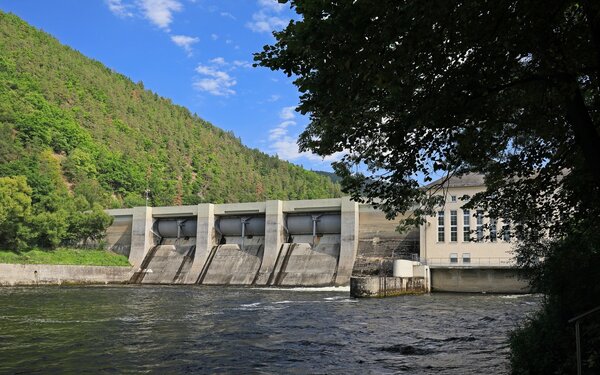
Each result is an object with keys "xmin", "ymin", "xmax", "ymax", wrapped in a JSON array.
[{"xmin": 0, "ymin": 286, "xmax": 539, "ymax": 374}]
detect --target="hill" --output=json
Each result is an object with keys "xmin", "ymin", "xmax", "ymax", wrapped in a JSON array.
[
  {"xmin": 0, "ymin": 12, "xmax": 341, "ymax": 209},
  {"xmin": 313, "ymin": 171, "xmax": 342, "ymax": 184}
]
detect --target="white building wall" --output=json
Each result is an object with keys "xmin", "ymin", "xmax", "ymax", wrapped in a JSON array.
[{"xmin": 420, "ymin": 185, "xmax": 514, "ymax": 267}]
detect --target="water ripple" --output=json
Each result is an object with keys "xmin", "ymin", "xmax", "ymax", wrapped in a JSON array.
[{"xmin": 0, "ymin": 286, "xmax": 540, "ymax": 374}]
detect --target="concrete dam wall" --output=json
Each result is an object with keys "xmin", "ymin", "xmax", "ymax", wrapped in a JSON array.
[{"xmin": 106, "ymin": 198, "xmax": 369, "ymax": 287}]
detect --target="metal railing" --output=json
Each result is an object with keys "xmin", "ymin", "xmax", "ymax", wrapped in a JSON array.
[
  {"xmin": 569, "ymin": 305, "xmax": 600, "ymax": 375},
  {"xmin": 425, "ymin": 257, "xmax": 515, "ymax": 267}
]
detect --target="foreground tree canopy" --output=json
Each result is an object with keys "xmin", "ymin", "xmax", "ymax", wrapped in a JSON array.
[
  {"xmin": 256, "ymin": 0, "xmax": 600, "ymax": 225},
  {"xmin": 256, "ymin": 1, "xmax": 600, "ymax": 373}
]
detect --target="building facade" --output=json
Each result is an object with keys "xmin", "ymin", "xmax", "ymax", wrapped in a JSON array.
[{"xmin": 419, "ymin": 174, "xmax": 514, "ymax": 267}]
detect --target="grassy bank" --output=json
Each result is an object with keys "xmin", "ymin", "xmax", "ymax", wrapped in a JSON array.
[{"xmin": 0, "ymin": 248, "xmax": 130, "ymax": 267}]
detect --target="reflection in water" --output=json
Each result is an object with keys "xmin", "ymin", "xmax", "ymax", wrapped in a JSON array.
[{"xmin": 0, "ymin": 286, "xmax": 539, "ymax": 374}]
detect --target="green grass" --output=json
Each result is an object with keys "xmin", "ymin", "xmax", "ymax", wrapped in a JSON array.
[{"xmin": 0, "ymin": 248, "xmax": 131, "ymax": 266}]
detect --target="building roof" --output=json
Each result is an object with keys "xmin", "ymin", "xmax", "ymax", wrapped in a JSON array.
[{"xmin": 424, "ymin": 173, "xmax": 485, "ymax": 188}]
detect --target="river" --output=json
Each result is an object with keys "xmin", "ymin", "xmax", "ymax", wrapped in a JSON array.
[{"xmin": 0, "ymin": 286, "xmax": 539, "ymax": 374}]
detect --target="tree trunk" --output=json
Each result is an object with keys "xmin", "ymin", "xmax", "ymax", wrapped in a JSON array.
[{"xmin": 566, "ymin": 84, "xmax": 600, "ymax": 187}]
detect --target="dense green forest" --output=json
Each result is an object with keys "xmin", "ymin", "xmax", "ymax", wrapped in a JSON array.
[{"xmin": 0, "ymin": 12, "xmax": 341, "ymax": 213}]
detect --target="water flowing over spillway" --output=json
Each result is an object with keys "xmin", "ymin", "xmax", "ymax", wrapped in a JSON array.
[{"xmin": 0, "ymin": 286, "xmax": 540, "ymax": 374}]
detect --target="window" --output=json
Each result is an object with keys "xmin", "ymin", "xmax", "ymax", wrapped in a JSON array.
[
  {"xmin": 503, "ymin": 222, "xmax": 511, "ymax": 242},
  {"xmin": 450, "ymin": 195, "xmax": 457, "ymax": 202},
  {"xmin": 450, "ymin": 253, "xmax": 458, "ymax": 263},
  {"xmin": 437, "ymin": 211, "xmax": 445, "ymax": 242},
  {"xmin": 450, "ymin": 210, "xmax": 457, "ymax": 242},
  {"xmin": 490, "ymin": 218, "xmax": 497, "ymax": 242},
  {"xmin": 476, "ymin": 210, "xmax": 484, "ymax": 241},
  {"xmin": 462, "ymin": 253, "xmax": 471, "ymax": 263},
  {"xmin": 463, "ymin": 210, "xmax": 471, "ymax": 242}
]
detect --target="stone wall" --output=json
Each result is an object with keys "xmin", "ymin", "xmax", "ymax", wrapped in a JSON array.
[{"xmin": 0, "ymin": 264, "xmax": 134, "ymax": 286}]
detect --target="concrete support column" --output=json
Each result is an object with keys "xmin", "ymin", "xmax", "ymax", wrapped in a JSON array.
[
  {"xmin": 336, "ymin": 196, "xmax": 359, "ymax": 285},
  {"xmin": 254, "ymin": 200, "xmax": 284, "ymax": 285},
  {"xmin": 184, "ymin": 203, "xmax": 215, "ymax": 284},
  {"xmin": 129, "ymin": 206, "xmax": 154, "ymax": 268},
  {"xmin": 420, "ymin": 221, "xmax": 428, "ymax": 263}
]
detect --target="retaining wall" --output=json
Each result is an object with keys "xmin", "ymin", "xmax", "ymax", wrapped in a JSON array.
[
  {"xmin": 0, "ymin": 264, "xmax": 134, "ymax": 286},
  {"xmin": 430, "ymin": 268, "xmax": 530, "ymax": 293}
]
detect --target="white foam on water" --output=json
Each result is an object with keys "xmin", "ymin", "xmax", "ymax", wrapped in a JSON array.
[
  {"xmin": 234, "ymin": 305, "xmax": 287, "ymax": 311},
  {"xmin": 253, "ymin": 286, "xmax": 350, "ymax": 293},
  {"xmin": 240, "ymin": 302, "xmax": 261, "ymax": 307},
  {"xmin": 500, "ymin": 294, "xmax": 536, "ymax": 299},
  {"xmin": 326, "ymin": 298, "xmax": 358, "ymax": 303},
  {"xmin": 323, "ymin": 296, "xmax": 347, "ymax": 301}
]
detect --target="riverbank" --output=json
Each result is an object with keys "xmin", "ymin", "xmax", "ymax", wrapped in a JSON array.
[
  {"xmin": 0, "ymin": 249, "xmax": 132, "ymax": 286},
  {"xmin": 0, "ymin": 248, "xmax": 130, "ymax": 266}
]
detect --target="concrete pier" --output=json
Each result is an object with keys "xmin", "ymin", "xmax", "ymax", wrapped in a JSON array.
[
  {"xmin": 255, "ymin": 200, "xmax": 284, "ymax": 285},
  {"xmin": 184, "ymin": 203, "xmax": 215, "ymax": 284},
  {"xmin": 129, "ymin": 206, "xmax": 154, "ymax": 268}
]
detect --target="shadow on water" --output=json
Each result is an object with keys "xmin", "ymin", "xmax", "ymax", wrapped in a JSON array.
[{"xmin": 0, "ymin": 286, "xmax": 540, "ymax": 374}]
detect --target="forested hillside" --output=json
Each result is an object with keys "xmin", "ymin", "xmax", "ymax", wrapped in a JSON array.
[{"xmin": 0, "ymin": 12, "xmax": 341, "ymax": 210}]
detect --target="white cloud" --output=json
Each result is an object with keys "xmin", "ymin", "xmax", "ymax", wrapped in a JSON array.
[
  {"xmin": 279, "ymin": 106, "xmax": 296, "ymax": 120},
  {"xmin": 268, "ymin": 117, "xmax": 296, "ymax": 142},
  {"xmin": 247, "ymin": 0, "xmax": 289, "ymax": 33},
  {"xmin": 247, "ymin": 11, "xmax": 288, "ymax": 33},
  {"xmin": 106, "ymin": 0, "xmax": 134, "ymax": 17},
  {"xmin": 220, "ymin": 12, "xmax": 236, "ymax": 20},
  {"xmin": 210, "ymin": 57, "xmax": 227, "ymax": 65},
  {"xmin": 211, "ymin": 33, "xmax": 219, "ymax": 40},
  {"xmin": 266, "ymin": 106, "xmax": 344, "ymax": 163},
  {"xmin": 257, "ymin": 0, "xmax": 286, "ymax": 13},
  {"xmin": 171, "ymin": 34, "xmax": 199, "ymax": 55},
  {"xmin": 232, "ymin": 60, "xmax": 252, "ymax": 68},
  {"xmin": 269, "ymin": 127, "xmax": 288, "ymax": 141},
  {"xmin": 279, "ymin": 120, "xmax": 296, "ymax": 128},
  {"xmin": 138, "ymin": 0, "xmax": 183, "ymax": 30},
  {"xmin": 267, "ymin": 94, "xmax": 281, "ymax": 102},
  {"xmin": 105, "ymin": 0, "xmax": 185, "ymax": 30},
  {"xmin": 270, "ymin": 135, "xmax": 344, "ymax": 162},
  {"xmin": 193, "ymin": 64, "xmax": 236, "ymax": 96}
]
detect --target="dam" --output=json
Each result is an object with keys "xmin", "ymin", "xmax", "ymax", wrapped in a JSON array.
[
  {"xmin": 105, "ymin": 197, "xmax": 418, "ymax": 287},
  {"xmin": 103, "ymin": 195, "xmax": 526, "ymax": 292}
]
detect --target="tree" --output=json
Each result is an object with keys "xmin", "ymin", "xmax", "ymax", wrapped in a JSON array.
[
  {"xmin": 0, "ymin": 176, "xmax": 32, "ymax": 250},
  {"xmin": 65, "ymin": 204, "xmax": 114, "ymax": 246},
  {"xmin": 256, "ymin": 1, "xmax": 600, "ymax": 373}
]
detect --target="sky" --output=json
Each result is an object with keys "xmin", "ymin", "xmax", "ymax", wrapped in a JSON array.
[{"xmin": 0, "ymin": 0, "xmax": 341, "ymax": 172}]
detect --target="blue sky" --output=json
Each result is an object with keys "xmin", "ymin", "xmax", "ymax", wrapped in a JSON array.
[{"xmin": 1, "ymin": 0, "xmax": 341, "ymax": 172}]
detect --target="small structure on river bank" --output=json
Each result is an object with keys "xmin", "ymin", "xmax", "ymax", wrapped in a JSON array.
[
  {"xmin": 350, "ymin": 276, "xmax": 427, "ymax": 298},
  {"xmin": 350, "ymin": 259, "xmax": 431, "ymax": 298}
]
